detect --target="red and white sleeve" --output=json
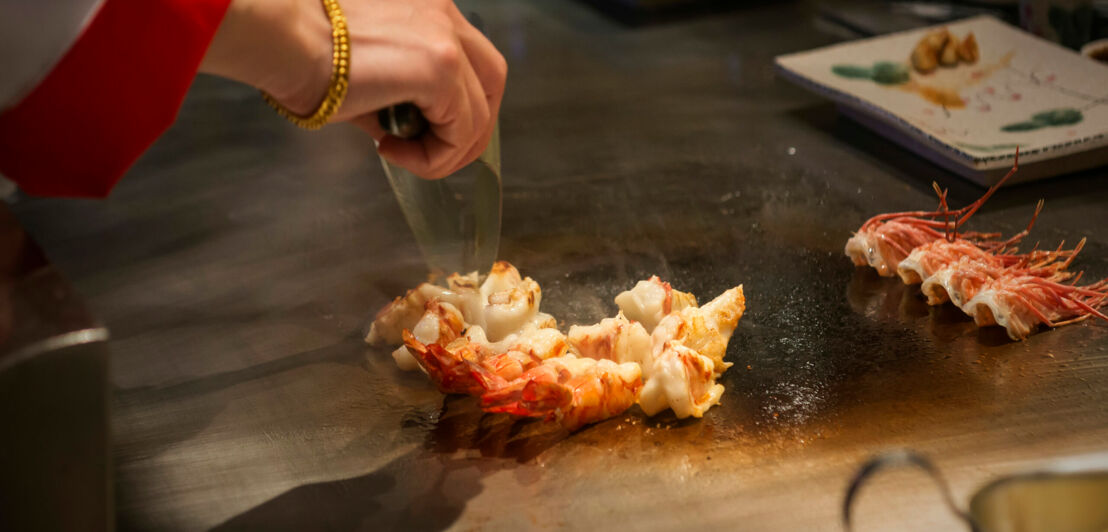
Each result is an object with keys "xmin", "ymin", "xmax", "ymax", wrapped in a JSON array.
[{"xmin": 0, "ymin": 0, "xmax": 232, "ymax": 198}]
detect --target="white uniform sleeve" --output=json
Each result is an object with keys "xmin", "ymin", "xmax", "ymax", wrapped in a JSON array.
[{"xmin": 0, "ymin": 0, "xmax": 104, "ymax": 111}]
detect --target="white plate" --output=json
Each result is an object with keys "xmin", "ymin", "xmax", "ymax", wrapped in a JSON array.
[{"xmin": 776, "ymin": 16, "xmax": 1108, "ymax": 185}]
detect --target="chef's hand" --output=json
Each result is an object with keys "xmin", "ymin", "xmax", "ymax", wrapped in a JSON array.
[{"xmin": 200, "ymin": 0, "xmax": 507, "ymax": 180}]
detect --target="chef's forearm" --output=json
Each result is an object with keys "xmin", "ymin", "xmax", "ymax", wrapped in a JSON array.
[{"xmin": 199, "ymin": 0, "xmax": 331, "ymax": 117}]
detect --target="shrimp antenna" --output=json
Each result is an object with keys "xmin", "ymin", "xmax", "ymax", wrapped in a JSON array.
[
  {"xmin": 955, "ymin": 147, "xmax": 1019, "ymax": 231},
  {"xmin": 1061, "ymin": 237, "xmax": 1087, "ymax": 270},
  {"xmin": 931, "ymin": 182, "xmax": 956, "ymax": 242},
  {"xmin": 931, "ymin": 181, "xmax": 945, "ymax": 204},
  {"xmin": 986, "ymin": 199, "xmax": 1043, "ymax": 252}
]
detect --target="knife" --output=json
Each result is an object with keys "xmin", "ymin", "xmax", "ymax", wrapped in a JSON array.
[{"xmin": 376, "ymin": 103, "xmax": 502, "ymax": 277}]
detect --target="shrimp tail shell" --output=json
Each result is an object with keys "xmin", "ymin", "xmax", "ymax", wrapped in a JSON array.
[
  {"xmin": 477, "ymin": 374, "xmax": 572, "ymax": 418},
  {"xmin": 402, "ymin": 330, "xmax": 485, "ymax": 395}
]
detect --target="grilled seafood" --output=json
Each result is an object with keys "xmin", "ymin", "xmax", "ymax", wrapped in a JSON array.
[
  {"xmin": 845, "ymin": 219, "xmax": 949, "ymax": 277},
  {"xmin": 366, "ymin": 282, "xmax": 449, "ymax": 346},
  {"xmin": 904, "ymin": 238, "xmax": 1105, "ymax": 340},
  {"xmin": 367, "ymin": 261, "xmax": 543, "ymax": 346},
  {"xmin": 845, "ymin": 154, "xmax": 1017, "ymax": 277},
  {"xmin": 386, "ymin": 299, "xmax": 557, "ymax": 372},
  {"xmin": 402, "ymin": 326, "xmax": 568, "ymax": 395},
  {"xmin": 403, "ymin": 332, "xmax": 504, "ymax": 395},
  {"xmin": 638, "ymin": 342, "xmax": 723, "ymax": 418},
  {"xmin": 635, "ymin": 286, "xmax": 744, "ymax": 418},
  {"xmin": 479, "ymin": 263, "xmax": 544, "ymax": 341},
  {"xmin": 897, "ymin": 199, "xmax": 1043, "ymax": 285},
  {"xmin": 614, "ymin": 276, "xmax": 697, "ymax": 333},
  {"xmin": 461, "ymin": 320, "xmax": 566, "ymax": 361},
  {"xmin": 391, "ymin": 300, "xmax": 467, "ymax": 371},
  {"xmin": 650, "ymin": 286, "xmax": 745, "ymax": 376},
  {"xmin": 919, "ymin": 240, "xmax": 1084, "ymax": 307},
  {"xmin": 919, "ymin": 256, "xmax": 1003, "ymax": 307},
  {"xmin": 566, "ymin": 312, "xmax": 652, "ymax": 367},
  {"xmin": 371, "ymin": 263, "xmax": 748, "ymax": 429},
  {"xmin": 964, "ymin": 276, "xmax": 1108, "ymax": 341},
  {"xmin": 898, "ymin": 239, "xmax": 1004, "ymax": 286},
  {"xmin": 847, "ymin": 151, "xmax": 1107, "ymax": 340},
  {"xmin": 568, "ymin": 284, "xmax": 745, "ymax": 419},
  {"xmin": 473, "ymin": 355, "xmax": 643, "ymax": 431}
]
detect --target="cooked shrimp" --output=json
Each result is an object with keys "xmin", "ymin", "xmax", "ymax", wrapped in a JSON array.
[
  {"xmin": 651, "ymin": 286, "xmax": 745, "ymax": 376},
  {"xmin": 373, "ymin": 267, "xmax": 748, "ymax": 428},
  {"xmin": 566, "ymin": 311, "xmax": 652, "ymax": 367},
  {"xmin": 474, "ymin": 355, "xmax": 643, "ymax": 431},
  {"xmin": 634, "ymin": 286, "xmax": 744, "ymax": 419},
  {"xmin": 402, "ymin": 327, "xmax": 566, "ymax": 395},
  {"xmin": 478, "ymin": 262, "xmax": 545, "ymax": 341},
  {"xmin": 462, "ymin": 322, "xmax": 569, "ymax": 363},
  {"xmin": 846, "ymin": 151, "xmax": 1018, "ymax": 276},
  {"xmin": 366, "ymin": 282, "xmax": 451, "ymax": 345},
  {"xmin": 571, "ymin": 284, "xmax": 745, "ymax": 419},
  {"xmin": 638, "ymin": 341, "xmax": 723, "ymax": 418},
  {"xmin": 368, "ymin": 261, "xmax": 545, "ymax": 349},
  {"xmin": 963, "ymin": 275, "xmax": 1108, "ymax": 340},
  {"xmin": 846, "ymin": 218, "xmax": 954, "ymax": 277},
  {"xmin": 403, "ymin": 333, "xmax": 498, "ymax": 395},
  {"xmin": 897, "ymin": 199, "xmax": 1043, "ymax": 285},
  {"xmin": 614, "ymin": 276, "xmax": 697, "ymax": 332},
  {"xmin": 898, "ymin": 238, "xmax": 1005, "ymax": 285},
  {"xmin": 391, "ymin": 300, "xmax": 467, "ymax": 371},
  {"xmin": 920, "ymin": 256, "xmax": 1002, "ymax": 307},
  {"xmin": 920, "ymin": 240, "xmax": 1083, "ymax": 307}
]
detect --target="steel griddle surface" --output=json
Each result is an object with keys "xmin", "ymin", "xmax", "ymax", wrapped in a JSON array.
[{"xmin": 11, "ymin": 1, "xmax": 1108, "ymax": 529}]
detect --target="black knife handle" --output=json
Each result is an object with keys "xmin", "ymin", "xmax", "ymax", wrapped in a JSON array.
[
  {"xmin": 376, "ymin": 13, "xmax": 486, "ymax": 141},
  {"xmin": 377, "ymin": 103, "xmax": 428, "ymax": 140}
]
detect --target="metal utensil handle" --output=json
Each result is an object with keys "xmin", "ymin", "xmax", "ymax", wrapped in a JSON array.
[
  {"xmin": 377, "ymin": 103, "xmax": 428, "ymax": 140},
  {"xmin": 843, "ymin": 450, "xmax": 978, "ymax": 531},
  {"xmin": 376, "ymin": 12, "xmax": 486, "ymax": 141}
]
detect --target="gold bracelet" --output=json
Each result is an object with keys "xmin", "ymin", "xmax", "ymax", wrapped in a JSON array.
[{"xmin": 261, "ymin": 0, "xmax": 350, "ymax": 130}]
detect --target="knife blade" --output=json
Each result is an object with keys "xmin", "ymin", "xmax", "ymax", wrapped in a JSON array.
[{"xmin": 376, "ymin": 103, "xmax": 502, "ymax": 277}]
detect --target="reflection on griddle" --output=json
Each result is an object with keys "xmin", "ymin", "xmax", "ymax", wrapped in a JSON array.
[
  {"xmin": 845, "ymin": 265, "xmax": 1091, "ymax": 348},
  {"xmin": 846, "ymin": 266, "xmax": 997, "ymax": 344},
  {"xmin": 425, "ymin": 395, "xmax": 568, "ymax": 463}
]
